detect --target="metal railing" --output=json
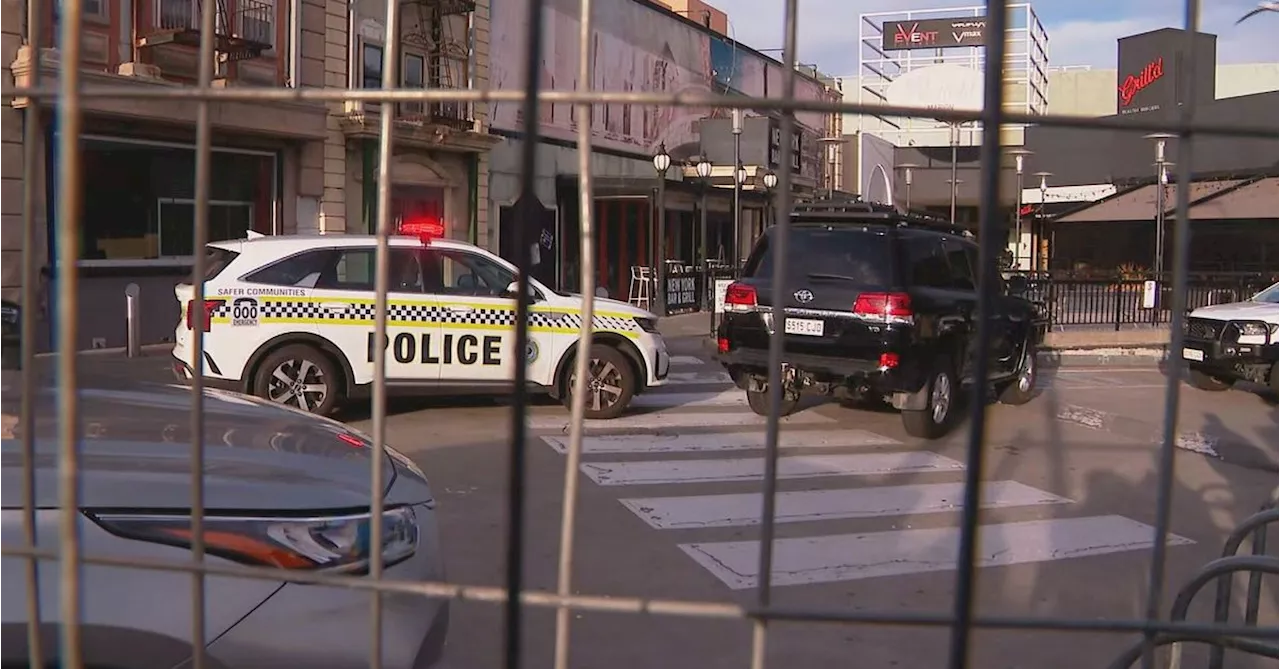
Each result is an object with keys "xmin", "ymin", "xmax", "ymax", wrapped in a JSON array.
[
  {"xmin": 2, "ymin": 0, "xmax": 1278, "ymax": 666},
  {"xmin": 153, "ymin": 0, "xmax": 274, "ymax": 46},
  {"xmin": 1013, "ymin": 272, "xmax": 1276, "ymax": 331}
]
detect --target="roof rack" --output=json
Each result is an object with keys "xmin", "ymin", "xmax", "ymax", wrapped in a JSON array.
[{"xmin": 789, "ymin": 196, "xmax": 973, "ymax": 238}]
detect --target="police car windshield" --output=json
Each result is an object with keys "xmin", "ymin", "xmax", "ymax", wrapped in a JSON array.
[{"xmin": 1251, "ymin": 282, "xmax": 1279, "ymax": 304}]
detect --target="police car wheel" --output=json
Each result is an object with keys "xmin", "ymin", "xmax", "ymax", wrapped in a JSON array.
[
  {"xmin": 253, "ymin": 344, "xmax": 341, "ymax": 415},
  {"xmin": 564, "ymin": 344, "xmax": 636, "ymax": 420}
]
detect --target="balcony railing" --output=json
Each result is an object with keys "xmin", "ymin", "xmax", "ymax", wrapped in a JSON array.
[
  {"xmin": 151, "ymin": 0, "xmax": 273, "ymax": 54},
  {"xmin": 381, "ymin": 99, "xmax": 473, "ymax": 129}
]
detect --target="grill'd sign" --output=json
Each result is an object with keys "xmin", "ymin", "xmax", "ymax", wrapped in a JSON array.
[
  {"xmin": 1118, "ymin": 57, "xmax": 1165, "ymax": 108},
  {"xmin": 881, "ymin": 17, "xmax": 988, "ymax": 51}
]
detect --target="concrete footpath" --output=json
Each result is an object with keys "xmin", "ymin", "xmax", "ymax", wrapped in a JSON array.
[{"xmin": 661, "ymin": 311, "xmax": 1171, "ymax": 368}]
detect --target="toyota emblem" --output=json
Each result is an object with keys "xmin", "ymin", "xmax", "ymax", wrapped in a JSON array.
[{"xmin": 793, "ymin": 289, "xmax": 814, "ymax": 303}]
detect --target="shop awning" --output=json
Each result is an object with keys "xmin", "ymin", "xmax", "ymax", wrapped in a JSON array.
[
  {"xmin": 1186, "ymin": 177, "xmax": 1279, "ymax": 220},
  {"xmin": 1056, "ymin": 185, "xmax": 1157, "ymax": 223},
  {"xmin": 1056, "ymin": 179, "xmax": 1248, "ymax": 223}
]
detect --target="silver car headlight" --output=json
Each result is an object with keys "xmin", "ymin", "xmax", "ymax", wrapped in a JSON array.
[{"xmin": 88, "ymin": 506, "xmax": 419, "ymax": 573}]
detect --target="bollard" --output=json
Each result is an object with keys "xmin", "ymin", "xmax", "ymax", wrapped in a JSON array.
[{"xmin": 125, "ymin": 283, "xmax": 141, "ymax": 358}]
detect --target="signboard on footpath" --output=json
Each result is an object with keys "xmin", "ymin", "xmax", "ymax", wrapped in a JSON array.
[
  {"xmin": 713, "ymin": 279, "xmax": 733, "ymax": 314},
  {"xmin": 664, "ymin": 267, "xmax": 700, "ymax": 315}
]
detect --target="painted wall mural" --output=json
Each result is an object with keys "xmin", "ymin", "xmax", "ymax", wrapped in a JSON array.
[{"xmin": 491, "ymin": 0, "xmax": 833, "ymax": 162}]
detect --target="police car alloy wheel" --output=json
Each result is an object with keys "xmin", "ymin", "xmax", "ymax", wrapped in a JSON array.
[
  {"xmin": 253, "ymin": 344, "xmax": 342, "ymax": 415},
  {"xmin": 564, "ymin": 344, "xmax": 636, "ymax": 420}
]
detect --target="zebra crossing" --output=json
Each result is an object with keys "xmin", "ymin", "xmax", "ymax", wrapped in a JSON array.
[{"xmin": 530, "ymin": 355, "xmax": 1194, "ymax": 591}]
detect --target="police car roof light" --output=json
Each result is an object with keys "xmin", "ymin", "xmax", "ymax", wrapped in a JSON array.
[{"xmin": 398, "ymin": 219, "xmax": 446, "ymax": 243}]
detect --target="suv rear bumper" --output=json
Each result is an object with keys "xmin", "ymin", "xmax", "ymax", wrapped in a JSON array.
[{"xmin": 714, "ymin": 347, "xmax": 924, "ymax": 395}]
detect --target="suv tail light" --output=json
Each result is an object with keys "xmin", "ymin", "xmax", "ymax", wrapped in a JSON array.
[
  {"xmin": 185, "ymin": 298, "xmax": 226, "ymax": 332},
  {"xmin": 724, "ymin": 283, "xmax": 758, "ymax": 313},
  {"xmin": 853, "ymin": 292, "xmax": 913, "ymax": 324}
]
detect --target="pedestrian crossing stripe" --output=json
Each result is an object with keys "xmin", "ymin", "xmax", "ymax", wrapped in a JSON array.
[
  {"xmin": 579, "ymin": 452, "xmax": 964, "ymax": 485},
  {"xmin": 531, "ymin": 367, "xmax": 1198, "ymax": 589},
  {"xmin": 679, "ymin": 516, "xmax": 1194, "ymax": 590},
  {"xmin": 539, "ymin": 429, "xmax": 900, "ymax": 454},
  {"xmin": 207, "ymin": 297, "xmax": 642, "ymax": 338},
  {"xmin": 619, "ymin": 481, "xmax": 1072, "ymax": 529}
]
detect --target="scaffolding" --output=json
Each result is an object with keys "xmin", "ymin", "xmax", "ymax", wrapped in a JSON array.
[{"xmin": 852, "ymin": 3, "xmax": 1050, "ymax": 148}]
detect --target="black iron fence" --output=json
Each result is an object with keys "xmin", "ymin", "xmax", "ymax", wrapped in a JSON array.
[{"xmin": 1010, "ymin": 271, "xmax": 1276, "ymax": 331}]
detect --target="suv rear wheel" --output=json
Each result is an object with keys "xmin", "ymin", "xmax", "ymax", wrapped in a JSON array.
[
  {"xmin": 253, "ymin": 344, "xmax": 343, "ymax": 415},
  {"xmin": 746, "ymin": 387, "xmax": 799, "ymax": 417},
  {"xmin": 902, "ymin": 357, "xmax": 956, "ymax": 440},
  {"xmin": 997, "ymin": 338, "xmax": 1038, "ymax": 405}
]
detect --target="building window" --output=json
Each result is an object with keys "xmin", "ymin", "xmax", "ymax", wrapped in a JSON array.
[
  {"xmin": 55, "ymin": 0, "xmax": 106, "ymax": 20},
  {"xmin": 401, "ymin": 52, "xmax": 426, "ymax": 116},
  {"xmin": 73, "ymin": 137, "xmax": 278, "ymax": 264},
  {"xmin": 238, "ymin": 0, "xmax": 275, "ymax": 48},
  {"xmin": 362, "ymin": 43, "xmax": 384, "ymax": 88}
]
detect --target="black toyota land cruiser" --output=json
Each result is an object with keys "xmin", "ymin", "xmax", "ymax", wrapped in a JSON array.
[{"xmin": 714, "ymin": 199, "xmax": 1046, "ymax": 439}]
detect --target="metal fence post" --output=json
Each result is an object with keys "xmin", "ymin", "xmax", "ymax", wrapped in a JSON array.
[
  {"xmin": 1113, "ymin": 283, "xmax": 1124, "ymax": 332},
  {"xmin": 124, "ymin": 283, "xmax": 141, "ymax": 358}
]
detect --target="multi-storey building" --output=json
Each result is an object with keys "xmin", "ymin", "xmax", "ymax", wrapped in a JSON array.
[
  {"xmin": 484, "ymin": 0, "xmax": 841, "ymax": 301},
  {"xmin": 1, "ymin": 0, "xmax": 495, "ymax": 350}
]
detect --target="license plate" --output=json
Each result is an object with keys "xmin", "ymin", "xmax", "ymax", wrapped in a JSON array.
[
  {"xmin": 1182, "ymin": 347, "xmax": 1204, "ymax": 362},
  {"xmin": 784, "ymin": 318, "xmax": 825, "ymax": 336}
]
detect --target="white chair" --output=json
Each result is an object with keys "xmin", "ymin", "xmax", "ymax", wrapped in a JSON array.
[{"xmin": 628, "ymin": 265, "xmax": 653, "ymax": 309}]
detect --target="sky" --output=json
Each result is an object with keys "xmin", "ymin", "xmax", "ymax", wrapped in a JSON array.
[{"xmin": 721, "ymin": 0, "xmax": 1280, "ymax": 75}]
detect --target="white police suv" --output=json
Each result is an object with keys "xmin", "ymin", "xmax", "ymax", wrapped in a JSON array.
[
  {"xmin": 172, "ymin": 226, "xmax": 670, "ymax": 419},
  {"xmin": 1181, "ymin": 281, "xmax": 1279, "ymax": 394}
]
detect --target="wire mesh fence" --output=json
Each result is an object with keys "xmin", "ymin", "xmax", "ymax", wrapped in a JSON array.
[{"xmin": 1, "ymin": 0, "xmax": 1277, "ymax": 667}]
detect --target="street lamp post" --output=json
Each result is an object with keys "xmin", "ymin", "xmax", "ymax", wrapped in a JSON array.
[
  {"xmin": 1032, "ymin": 171, "xmax": 1053, "ymax": 272},
  {"xmin": 762, "ymin": 169, "xmax": 779, "ymax": 230},
  {"xmin": 1145, "ymin": 133, "xmax": 1177, "ymax": 277},
  {"xmin": 652, "ymin": 143, "xmax": 672, "ymax": 315},
  {"xmin": 731, "ymin": 110, "xmax": 743, "ymax": 272},
  {"xmin": 695, "ymin": 156, "xmax": 713, "ymax": 334},
  {"xmin": 734, "ymin": 163, "xmax": 749, "ymax": 270},
  {"xmin": 896, "ymin": 162, "xmax": 920, "ymax": 213},
  {"xmin": 946, "ymin": 178, "xmax": 964, "ymax": 223},
  {"xmin": 949, "ymin": 123, "xmax": 961, "ymax": 222},
  {"xmin": 1008, "ymin": 149, "xmax": 1033, "ymax": 270}
]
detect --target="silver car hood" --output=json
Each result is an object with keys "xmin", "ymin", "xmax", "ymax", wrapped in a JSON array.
[{"xmin": 0, "ymin": 381, "xmax": 432, "ymax": 511}]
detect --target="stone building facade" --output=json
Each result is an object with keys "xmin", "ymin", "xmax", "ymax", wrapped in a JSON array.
[{"xmin": 0, "ymin": 0, "xmax": 494, "ymax": 350}]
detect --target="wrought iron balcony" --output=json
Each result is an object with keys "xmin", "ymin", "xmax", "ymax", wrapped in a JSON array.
[{"xmin": 140, "ymin": 0, "xmax": 273, "ymax": 62}]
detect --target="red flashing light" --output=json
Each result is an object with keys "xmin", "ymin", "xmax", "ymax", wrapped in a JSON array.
[
  {"xmin": 398, "ymin": 217, "xmax": 446, "ymax": 243},
  {"xmin": 878, "ymin": 352, "xmax": 900, "ymax": 369},
  {"xmin": 717, "ymin": 337, "xmax": 730, "ymax": 354},
  {"xmin": 853, "ymin": 292, "xmax": 913, "ymax": 318}
]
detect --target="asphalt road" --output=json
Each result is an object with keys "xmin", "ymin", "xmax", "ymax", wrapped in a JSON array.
[{"xmin": 333, "ymin": 337, "xmax": 1278, "ymax": 669}]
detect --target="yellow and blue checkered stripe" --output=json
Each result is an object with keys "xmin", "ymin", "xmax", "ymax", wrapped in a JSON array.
[{"xmin": 209, "ymin": 297, "xmax": 643, "ymax": 339}]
